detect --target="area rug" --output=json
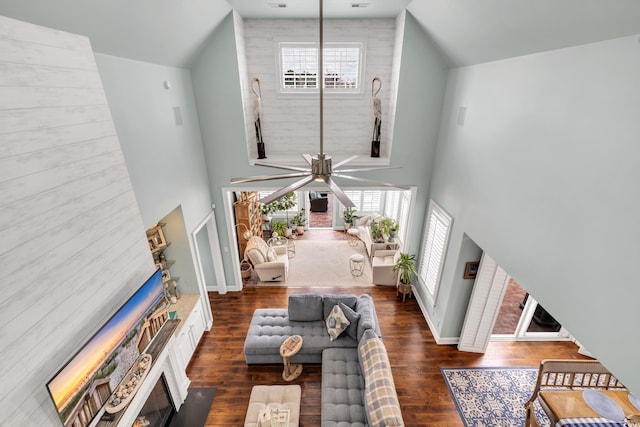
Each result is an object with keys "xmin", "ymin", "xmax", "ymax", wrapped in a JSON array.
[
  {"xmin": 441, "ymin": 367, "xmax": 549, "ymax": 427},
  {"xmin": 259, "ymin": 239, "xmax": 372, "ymax": 287},
  {"xmin": 169, "ymin": 387, "xmax": 216, "ymax": 427}
]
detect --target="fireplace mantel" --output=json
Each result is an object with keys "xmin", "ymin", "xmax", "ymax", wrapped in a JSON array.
[{"xmin": 93, "ymin": 320, "xmax": 189, "ymax": 427}]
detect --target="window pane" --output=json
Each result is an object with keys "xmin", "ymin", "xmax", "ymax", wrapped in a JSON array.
[{"xmin": 419, "ymin": 202, "xmax": 452, "ymax": 299}]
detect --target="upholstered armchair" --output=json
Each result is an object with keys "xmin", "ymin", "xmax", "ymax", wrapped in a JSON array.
[
  {"xmin": 244, "ymin": 236, "xmax": 289, "ymax": 282},
  {"xmin": 371, "ymin": 249, "xmax": 399, "ymax": 286}
]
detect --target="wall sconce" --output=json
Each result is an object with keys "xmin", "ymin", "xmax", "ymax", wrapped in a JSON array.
[{"xmin": 235, "ymin": 223, "xmax": 253, "ymax": 240}]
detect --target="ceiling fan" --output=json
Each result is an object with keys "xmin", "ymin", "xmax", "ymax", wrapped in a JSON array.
[{"xmin": 231, "ymin": 0, "xmax": 408, "ymax": 208}]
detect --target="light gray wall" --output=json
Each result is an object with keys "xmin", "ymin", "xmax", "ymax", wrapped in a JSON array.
[
  {"xmin": 94, "ymin": 53, "xmax": 212, "ymax": 232},
  {"xmin": 160, "ymin": 206, "xmax": 200, "ymax": 295},
  {"xmin": 0, "ymin": 16, "xmax": 154, "ymax": 425},
  {"xmin": 428, "ymin": 35, "xmax": 640, "ymax": 393},
  {"xmin": 191, "ymin": 12, "xmax": 449, "ymax": 285}
]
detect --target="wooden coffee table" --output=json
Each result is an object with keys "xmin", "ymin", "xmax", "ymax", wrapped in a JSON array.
[{"xmin": 280, "ymin": 335, "xmax": 303, "ymax": 381}]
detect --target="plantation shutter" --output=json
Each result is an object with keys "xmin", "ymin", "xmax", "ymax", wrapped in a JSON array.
[
  {"xmin": 361, "ymin": 191, "xmax": 382, "ymax": 212},
  {"xmin": 458, "ymin": 253, "xmax": 509, "ymax": 353},
  {"xmin": 419, "ymin": 201, "xmax": 452, "ymax": 300}
]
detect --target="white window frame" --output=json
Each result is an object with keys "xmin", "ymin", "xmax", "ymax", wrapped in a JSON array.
[
  {"xmin": 341, "ymin": 190, "xmax": 383, "ymax": 214},
  {"xmin": 277, "ymin": 41, "xmax": 364, "ymax": 95},
  {"xmin": 419, "ymin": 200, "xmax": 452, "ymax": 305}
]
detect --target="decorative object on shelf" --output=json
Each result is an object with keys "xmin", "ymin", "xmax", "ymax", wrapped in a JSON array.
[
  {"xmin": 393, "ymin": 252, "xmax": 417, "ymax": 301},
  {"xmin": 164, "ymin": 279, "xmax": 180, "ymax": 304},
  {"xmin": 231, "ymin": 0, "xmax": 409, "ymax": 209},
  {"xmin": 105, "ymin": 354, "xmax": 152, "ymax": 413},
  {"xmin": 251, "ymin": 77, "xmax": 267, "ymax": 159},
  {"xmin": 371, "ymin": 77, "xmax": 382, "ymax": 157},
  {"xmin": 146, "ymin": 223, "xmax": 168, "ymax": 253},
  {"xmin": 290, "ymin": 209, "xmax": 307, "ymax": 235},
  {"xmin": 464, "ymin": 261, "xmax": 480, "ymax": 279}
]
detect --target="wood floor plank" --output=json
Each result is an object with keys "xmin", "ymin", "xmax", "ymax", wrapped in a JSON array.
[{"xmin": 187, "ymin": 286, "xmax": 586, "ymax": 426}]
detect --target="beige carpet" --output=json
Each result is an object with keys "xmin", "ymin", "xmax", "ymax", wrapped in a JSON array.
[{"xmin": 259, "ymin": 239, "xmax": 372, "ymax": 287}]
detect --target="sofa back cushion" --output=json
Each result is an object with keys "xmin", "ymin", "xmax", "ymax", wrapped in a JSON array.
[
  {"xmin": 322, "ymin": 294, "xmax": 358, "ymax": 319},
  {"xmin": 359, "ymin": 335, "xmax": 404, "ymax": 427},
  {"xmin": 355, "ymin": 294, "xmax": 381, "ymax": 341},
  {"xmin": 288, "ymin": 294, "xmax": 324, "ymax": 321}
]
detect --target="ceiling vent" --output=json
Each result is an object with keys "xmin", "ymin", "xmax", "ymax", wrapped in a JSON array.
[
  {"xmin": 268, "ymin": 2, "xmax": 287, "ymax": 8},
  {"xmin": 351, "ymin": 2, "xmax": 369, "ymax": 7}
]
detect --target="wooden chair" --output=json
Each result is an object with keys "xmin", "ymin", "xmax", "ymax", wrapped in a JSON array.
[{"xmin": 525, "ymin": 359, "xmax": 626, "ymax": 427}]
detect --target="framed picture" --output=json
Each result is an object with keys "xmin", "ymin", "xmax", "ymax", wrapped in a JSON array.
[
  {"xmin": 146, "ymin": 224, "xmax": 167, "ymax": 252},
  {"xmin": 464, "ymin": 261, "xmax": 480, "ymax": 279}
]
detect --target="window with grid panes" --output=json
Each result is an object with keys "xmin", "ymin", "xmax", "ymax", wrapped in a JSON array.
[
  {"xmin": 341, "ymin": 191, "xmax": 382, "ymax": 213},
  {"xmin": 419, "ymin": 201, "xmax": 452, "ymax": 301},
  {"xmin": 279, "ymin": 42, "xmax": 362, "ymax": 93}
]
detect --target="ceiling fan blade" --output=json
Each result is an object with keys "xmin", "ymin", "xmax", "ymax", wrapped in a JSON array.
[
  {"xmin": 302, "ymin": 154, "xmax": 313, "ymax": 166},
  {"xmin": 231, "ymin": 172, "xmax": 309, "ymax": 184},
  {"xmin": 259, "ymin": 175, "xmax": 316, "ymax": 205},
  {"xmin": 325, "ymin": 177, "xmax": 355, "ymax": 208},
  {"xmin": 333, "ymin": 173, "xmax": 411, "ymax": 190},
  {"xmin": 333, "ymin": 155, "xmax": 358, "ymax": 169},
  {"xmin": 254, "ymin": 161, "xmax": 309, "ymax": 172},
  {"xmin": 334, "ymin": 166, "xmax": 401, "ymax": 173}
]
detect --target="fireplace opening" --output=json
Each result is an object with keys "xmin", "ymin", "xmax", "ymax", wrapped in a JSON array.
[{"xmin": 133, "ymin": 374, "xmax": 175, "ymax": 427}]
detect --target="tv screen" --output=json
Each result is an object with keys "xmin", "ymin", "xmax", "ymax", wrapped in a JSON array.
[{"xmin": 46, "ymin": 268, "xmax": 168, "ymax": 427}]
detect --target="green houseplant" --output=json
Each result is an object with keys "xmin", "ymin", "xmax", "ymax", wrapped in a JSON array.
[
  {"xmin": 270, "ymin": 220, "xmax": 287, "ymax": 238},
  {"xmin": 393, "ymin": 252, "xmax": 417, "ymax": 285},
  {"xmin": 342, "ymin": 207, "xmax": 359, "ymax": 230},
  {"xmin": 272, "ymin": 192, "xmax": 297, "ymax": 237},
  {"xmin": 290, "ymin": 209, "xmax": 307, "ymax": 235}
]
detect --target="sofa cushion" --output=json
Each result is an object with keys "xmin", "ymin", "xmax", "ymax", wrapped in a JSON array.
[
  {"xmin": 288, "ymin": 294, "xmax": 324, "ymax": 321},
  {"xmin": 339, "ymin": 302, "xmax": 360, "ymax": 341},
  {"xmin": 326, "ymin": 304, "xmax": 350, "ymax": 341},
  {"xmin": 359, "ymin": 337, "xmax": 404, "ymax": 427},
  {"xmin": 323, "ymin": 295, "xmax": 357, "ymax": 319},
  {"xmin": 266, "ymin": 247, "xmax": 277, "ymax": 262},
  {"xmin": 355, "ymin": 294, "xmax": 381, "ymax": 341},
  {"xmin": 321, "ymin": 348, "xmax": 366, "ymax": 426}
]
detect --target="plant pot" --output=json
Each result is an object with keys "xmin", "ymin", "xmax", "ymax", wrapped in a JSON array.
[
  {"xmin": 295, "ymin": 226, "xmax": 304, "ymax": 235},
  {"xmin": 285, "ymin": 228, "xmax": 293, "ymax": 238},
  {"xmin": 240, "ymin": 260, "xmax": 252, "ymax": 280}
]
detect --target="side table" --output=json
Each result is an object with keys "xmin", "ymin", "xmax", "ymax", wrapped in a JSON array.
[{"xmin": 280, "ymin": 335, "xmax": 303, "ymax": 381}]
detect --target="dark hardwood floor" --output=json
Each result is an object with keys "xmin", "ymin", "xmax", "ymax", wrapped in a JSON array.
[{"xmin": 186, "ymin": 286, "xmax": 587, "ymax": 426}]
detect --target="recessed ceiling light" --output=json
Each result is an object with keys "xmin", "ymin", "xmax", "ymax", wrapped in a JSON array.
[{"xmin": 268, "ymin": 2, "xmax": 287, "ymax": 8}]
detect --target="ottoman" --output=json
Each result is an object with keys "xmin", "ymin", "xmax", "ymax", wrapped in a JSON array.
[{"xmin": 244, "ymin": 385, "xmax": 301, "ymax": 427}]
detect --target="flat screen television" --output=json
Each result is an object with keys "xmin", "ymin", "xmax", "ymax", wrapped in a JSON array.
[{"xmin": 46, "ymin": 268, "xmax": 168, "ymax": 427}]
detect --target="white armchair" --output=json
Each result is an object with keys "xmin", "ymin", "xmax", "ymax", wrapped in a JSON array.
[
  {"xmin": 371, "ymin": 249, "xmax": 399, "ymax": 286},
  {"xmin": 244, "ymin": 236, "xmax": 289, "ymax": 282}
]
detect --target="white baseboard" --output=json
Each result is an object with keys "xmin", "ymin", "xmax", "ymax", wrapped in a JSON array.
[{"xmin": 413, "ymin": 289, "xmax": 460, "ymax": 345}]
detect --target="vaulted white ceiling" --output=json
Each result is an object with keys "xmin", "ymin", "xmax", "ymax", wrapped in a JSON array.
[{"xmin": 1, "ymin": 0, "xmax": 639, "ymax": 67}]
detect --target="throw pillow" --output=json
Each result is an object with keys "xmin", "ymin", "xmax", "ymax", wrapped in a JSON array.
[
  {"xmin": 325, "ymin": 304, "xmax": 350, "ymax": 341},
  {"xmin": 288, "ymin": 294, "xmax": 324, "ymax": 321},
  {"xmin": 339, "ymin": 301, "xmax": 360, "ymax": 341}
]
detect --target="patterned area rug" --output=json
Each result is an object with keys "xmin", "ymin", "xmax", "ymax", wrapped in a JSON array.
[{"xmin": 441, "ymin": 367, "xmax": 549, "ymax": 427}]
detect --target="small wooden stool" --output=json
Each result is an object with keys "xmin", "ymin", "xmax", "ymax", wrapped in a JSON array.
[
  {"xmin": 280, "ymin": 335, "xmax": 303, "ymax": 381},
  {"xmin": 350, "ymin": 254, "xmax": 365, "ymax": 277}
]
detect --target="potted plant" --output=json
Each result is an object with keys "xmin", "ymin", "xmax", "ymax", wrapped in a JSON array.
[
  {"xmin": 290, "ymin": 209, "xmax": 307, "ymax": 235},
  {"xmin": 369, "ymin": 220, "xmax": 385, "ymax": 242},
  {"xmin": 261, "ymin": 202, "xmax": 275, "ymax": 222},
  {"xmin": 380, "ymin": 217, "xmax": 399, "ymax": 240},
  {"xmin": 342, "ymin": 207, "xmax": 359, "ymax": 231},
  {"xmin": 393, "ymin": 252, "xmax": 417, "ymax": 299},
  {"xmin": 270, "ymin": 220, "xmax": 287, "ymax": 238},
  {"xmin": 271, "ymin": 192, "xmax": 297, "ymax": 237}
]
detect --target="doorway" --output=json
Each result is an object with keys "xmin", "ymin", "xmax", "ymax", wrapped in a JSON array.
[{"xmin": 308, "ymin": 192, "xmax": 334, "ymax": 229}]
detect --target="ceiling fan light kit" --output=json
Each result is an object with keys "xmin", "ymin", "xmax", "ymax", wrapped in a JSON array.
[{"xmin": 231, "ymin": 0, "xmax": 407, "ymax": 208}]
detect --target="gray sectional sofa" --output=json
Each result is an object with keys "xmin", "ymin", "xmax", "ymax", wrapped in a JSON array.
[{"xmin": 243, "ymin": 293, "xmax": 404, "ymax": 427}]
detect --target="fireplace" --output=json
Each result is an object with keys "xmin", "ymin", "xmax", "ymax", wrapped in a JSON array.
[{"xmin": 133, "ymin": 375, "xmax": 175, "ymax": 427}]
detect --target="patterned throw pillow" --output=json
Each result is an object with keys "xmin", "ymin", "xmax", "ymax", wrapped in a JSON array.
[{"xmin": 325, "ymin": 304, "xmax": 350, "ymax": 341}]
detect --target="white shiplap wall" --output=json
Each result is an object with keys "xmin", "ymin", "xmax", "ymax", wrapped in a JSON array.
[
  {"xmin": 0, "ymin": 16, "xmax": 154, "ymax": 426},
  {"xmin": 241, "ymin": 18, "xmax": 396, "ymax": 161}
]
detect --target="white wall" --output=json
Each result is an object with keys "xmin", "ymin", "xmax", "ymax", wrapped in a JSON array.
[
  {"xmin": 240, "ymin": 18, "xmax": 396, "ymax": 160},
  {"xmin": 427, "ymin": 35, "xmax": 640, "ymax": 392},
  {"xmin": 0, "ymin": 16, "xmax": 154, "ymax": 425}
]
